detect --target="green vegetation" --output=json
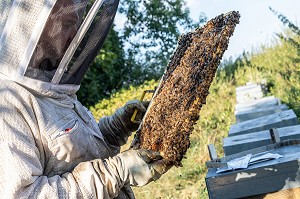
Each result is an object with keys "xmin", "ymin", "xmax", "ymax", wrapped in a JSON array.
[
  {"xmin": 78, "ymin": 0, "xmax": 205, "ymax": 107},
  {"xmin": 90, "ymin": 32, "xmax": 299, "ymax": 198},
  {"xmin": 90, "ymin": 80, "xmax": 158, "ymax": 121},
  {"xmin": 119, "ymin": 0, "xmax": 205, "ymax": 81},
  {"xmin": 88, "ymin": 8, "xmax": 299, "ymax": 199},
  {"xmin": 78, "ymin": 26, "xmax": 126, "ymax": 107}
]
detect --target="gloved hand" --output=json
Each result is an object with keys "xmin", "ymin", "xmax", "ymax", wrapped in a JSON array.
[
  {"xmin": 99, "ymin": 100, "xmax": 149, "ymax": 146},
  {"xmin": 115, "ymin": 100, "xmax": 150, "ymax": 132},
  {"xmin": 116, "ymin": 149, "xmax": 172, "ymax": 186},
  {"xmin": 72, "ymin": 148, "xmax": 172, "ymax": 198}
]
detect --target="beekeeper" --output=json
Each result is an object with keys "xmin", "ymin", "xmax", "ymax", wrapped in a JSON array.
[{"xmin": 0, "ymin": 0, "xmax": 170, "ymax": 198}]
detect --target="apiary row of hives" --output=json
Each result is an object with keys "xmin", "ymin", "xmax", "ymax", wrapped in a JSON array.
[{"xmin": 205, "ymin": 82, "xmax": 300, "ymax": 198}]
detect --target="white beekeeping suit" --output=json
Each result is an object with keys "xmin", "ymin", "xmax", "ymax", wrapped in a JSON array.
[{"xmin": 0, "ymin": 0, "xmax": 171, "ymax": 198}]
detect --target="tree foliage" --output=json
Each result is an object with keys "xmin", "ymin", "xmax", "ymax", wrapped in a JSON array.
[
  {"xmin": 78, "ymin": 0, "xmax": 205, "ymax": 106},
  {"xmin": 269, "ymin": 7, "xmax": 300, "ymax": 55},
  {"xmin": 77, "ymin": 25, "xmax": 128, "ymax": 107},
  {"xmin": 119, "ymin": 0, "xmax": 206, "ymax": 83}
]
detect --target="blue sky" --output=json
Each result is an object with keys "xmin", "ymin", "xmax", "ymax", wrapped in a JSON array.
[{"xmin": 115, "ymin": 0, "xmax": 300, "ymax": 60}]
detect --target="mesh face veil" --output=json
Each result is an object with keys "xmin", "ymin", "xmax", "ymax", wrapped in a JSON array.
[{"xmin": 0, "ymin": 0, "xmax": 119, "ymax": 86}]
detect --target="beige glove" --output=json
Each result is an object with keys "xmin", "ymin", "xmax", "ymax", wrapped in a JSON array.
[
  {"xmin": 72, "ymin": 148, "xmax": 172, "ymax": 198},
  {"xmin": 117, "ymin": 149, "xmax": 172, "ymax": 186}
]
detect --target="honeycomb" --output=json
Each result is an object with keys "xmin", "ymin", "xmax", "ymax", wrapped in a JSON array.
[{"xmin": 135, "ymin": 11, "xmax": 240, "ymax": 166}]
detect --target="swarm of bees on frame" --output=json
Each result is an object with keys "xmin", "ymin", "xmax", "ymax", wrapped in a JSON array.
[{"xmin": 134, "ymin": 11, "xmax": 240, "ymax": 166}]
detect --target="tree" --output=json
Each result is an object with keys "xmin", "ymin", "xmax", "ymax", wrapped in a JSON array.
[
  {"xmin": 78, "ymin": 1, "xmax": 206, "ymax": 106},
  {"xmin": 119, "ymin": 0, "xmax": 206, "ymax": 83},
  {"xmin": 77, "ymin": 25, "xmax": 127, "ymax": 107},
  {"xmin": 269, "ymin": 7, "xmax": 300, "ymax": 55}
]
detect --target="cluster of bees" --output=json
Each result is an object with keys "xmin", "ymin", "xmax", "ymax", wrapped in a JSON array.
[{"xmin": 136, "ymin": 11, "xmax": 240, "ymax": 166}]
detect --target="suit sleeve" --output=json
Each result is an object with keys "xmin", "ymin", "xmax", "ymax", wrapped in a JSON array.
[{"xmin": 0, "ymin": 95, "xmax": 132, "ymax": 199}]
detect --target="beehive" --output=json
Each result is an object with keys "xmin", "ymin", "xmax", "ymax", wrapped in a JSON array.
[{"xmin": 135, "ymin": 11, "xmax": 240, "ymax": 166}]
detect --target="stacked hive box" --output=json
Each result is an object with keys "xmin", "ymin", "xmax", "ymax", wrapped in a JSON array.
[
  {"xmin": 205, "ymin": 82, "xmax": 300, "ymax": 198},
  {"xmin": 226, "ymin": 83, "xmax": 299, "ymax": 154}
]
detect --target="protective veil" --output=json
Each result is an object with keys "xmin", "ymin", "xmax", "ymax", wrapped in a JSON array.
[
  {"xmin": 0, "ymin": 0, "xmax": 169, "ymax": 198},
  {"xmin": 0, "ymin": 0, "xmax": 119, "ymax": 89}
]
